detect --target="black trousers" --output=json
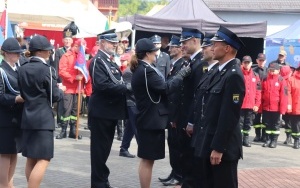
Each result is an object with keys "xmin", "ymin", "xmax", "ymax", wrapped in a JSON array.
[
  {"xmin": 61, "ymin": 94, "xmax": 78, "ymax": 127},
  {"xmin": 167, "ymin": 125, "xmax": 182, "ymax": 180},
  {"xmin": 290, "ymin": 115, "xmax": 300, "ymax": 139},
  {"xmin": 90, "ymin": 117, "xmax": 117, "ymax": 188},
  {"xmin": 282, "ymin": 114, "xmax": 292, "ymax": 132},
  {"xmin": 262, "ymin": 111, "xmax": 281, "ymax": 135},
  {"xmin": 56, "ymin": 99, "xmax": 64, "ymax": 125},
  {"xmin": 120, "ymin": 106, "xmax": 139, "ymax": 150},
  {"xmin": 239, "ymin": 109, "xmax": 254, "ymax": 135},
  {"xmin": 202, "ymin": 158, "xmax": 238, "ymax": 188}
]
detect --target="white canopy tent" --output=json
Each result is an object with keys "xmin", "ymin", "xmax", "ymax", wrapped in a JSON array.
[{"xmin": 0, "ymin": 0, "xmax": 108, "ymax": 38}]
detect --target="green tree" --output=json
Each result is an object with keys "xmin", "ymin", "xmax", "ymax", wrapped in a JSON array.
[{"xmin": 119, "ymin": 0, "xmax": 169, "ymax": 17}]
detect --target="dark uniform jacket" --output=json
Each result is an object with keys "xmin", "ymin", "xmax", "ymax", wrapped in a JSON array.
[
  {"xmin": 0, "ymin": 61, "xmax": 23, "ymax": 128},
  {"xmin": 88, "ymin": 50, "xmax": 127, "ymax": 120},
  {"xmin": 131, "ymin": 60, "xmax": 184, "ymax": 130},
  {"xmin": 190, "ymin": 63, "xmax": 219, "ymax": 147},
  {"xmin": 167, "ymin": 57, "xmax": 185, "ymax": 121},
  {"xmin": 54, "ymin": 47, "xmax": 69, "ymax": 83},
  {"xmin": 252, "ymin": 66, "xmax": 267, "ymax": 81},
  {"xmin": 197, "ymin": 59, "xmax": 245, "ymax": 161},
  {"xmin": 123, "ymin": 67, "xmax": 135, "ymax": 107},
  {"xmin": 154, "ymin": 51, "xmax": 171, "ymax": 78},
  {"xmin": 18, "ymin": 57, "xmax": 63, "ymax": 130},
  {"xmin": 175, "ymin": 52, "xmax": 207, "ymax": 129}
]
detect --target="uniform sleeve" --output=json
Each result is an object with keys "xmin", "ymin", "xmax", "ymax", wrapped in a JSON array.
[
  {"xmin": 59, "ymin": 54, "xmax": 75, "ymax": 84},
  {"xmin": 280, "ymin": 79, "xmax": 288, "ymax": 114},
  {"xmin": 287, "ymin": 78, "xmax": 292, "ymax": 113},
  {"xmin": 211, "ymin": 73, "xmax": 245, "ymax": 153},
  {"xmin": 0, "ymin": 70, "xmax": 17, "ymax": 106},
  {"xmin": 165, "ymin": 54, "xmax": 171, "ymax": 77},
  {"xmin": 45, "ymin": 66, "xmax": 63, "ymax": 103},
  {"xmin": 89, "ymin": 58, "xmax": 127, "ymax": 96},
  {"xmin": 255, "ymin": 75, "xmax": 262, "ymax": 107}
]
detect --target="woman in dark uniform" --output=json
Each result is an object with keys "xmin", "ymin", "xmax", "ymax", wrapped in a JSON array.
[
  {"xmin": 130, "ymin": 38, "xmax": 191, "ymax": 188},
  {"xmin": 0, "ymin": 38, "xmax": 24, "ymax": 188},
  {"xmin": 18, "ymin": 35, "xmax": 63, "ymax": 188}
]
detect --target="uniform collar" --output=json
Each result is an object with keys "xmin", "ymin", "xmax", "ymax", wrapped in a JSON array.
[
  {"xmin": 219, "ymin": 58, "xmax": 234, "ymax": 71},
  {"xmin": 190, "ymin": 49, "xmax": 201, "ymax": 61}
]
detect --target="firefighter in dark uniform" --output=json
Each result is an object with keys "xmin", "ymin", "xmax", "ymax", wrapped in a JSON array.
[
  {"xmin": 188, "ymin": 33, "xmax": 219, "ymax": 188},
  {"xmin": 18, "ymin": 35, "xmax": 64, "ymax": 187},
  {"xmin": 177, "ymin": 27, "xmax": 207, "ymax": 188},
  {"xmin": 130, "ymin": 38, "xmax": 191, "ymax": 188},
  {"xmin": 0, "ymin": 38, "xmax": 24, "ymax": 188},
  {"xmin": 88, "ymin": 29, "xmax": 130, "ymax": 188},
  {"xmin": 149, "ymin": 34, "xmax": 171, "ymax": 78},
  {"xmin": 197, "ymin": 26, "xmax": 245, "ymax": 188},
  {"xmin": 53, "ymin": 30, "xmax": 74, "ymax": 127},
  {"xmin": 159, "ymin": 35, "xmax": 185, "ymax": 186},
  {"xmin": 252, "ymin": 53, "xmax": 267, "ymax": 142}
]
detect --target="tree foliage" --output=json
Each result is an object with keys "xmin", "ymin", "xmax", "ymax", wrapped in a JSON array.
[{"xmin": 118, "ymin": 0, "xmax": 169, "ymax": 17}]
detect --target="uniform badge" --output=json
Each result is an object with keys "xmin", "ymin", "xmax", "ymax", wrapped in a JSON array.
[
  {"xmin": 233, "ymin": 94, "xmax": 240, "ymax": 104},
  {"xmin": 232, "ymin": 69, "xmax": 236, "ymax": 72},
  {"xmin": 275, "ymin": 82, "xmax": 279, "ymax": 87},
  {"xmin": 252, "ymin": 78, "xmax": 256, "ymax": 82}
]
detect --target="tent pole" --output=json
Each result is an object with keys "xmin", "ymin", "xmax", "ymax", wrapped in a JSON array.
[{"xmin": 131, "ymin": 29, "xmax": 136, "ymax": 49}]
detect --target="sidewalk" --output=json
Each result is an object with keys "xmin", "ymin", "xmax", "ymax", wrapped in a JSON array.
[{"xmin": 13, "ymin": 118, "xmax": 300, "ymax": 187}]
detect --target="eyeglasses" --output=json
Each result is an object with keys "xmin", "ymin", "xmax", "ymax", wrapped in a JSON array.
[{"xmin": 122, "ymin": 41, "xmax": 129, "ymax": 44}]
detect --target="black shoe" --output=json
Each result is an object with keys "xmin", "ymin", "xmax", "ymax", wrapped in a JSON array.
[
  {"xmin": 243, "ymin": 136, "xmax": 251, "ymax": 147},
  {"xmin": 269, "ymin": 140, "xmax": 277, "ymax": 148},
  {"xmin": 262, "ymin": 139, "xmax": 271, "ymax": 147},
  {"xmin": 119, "ymin": 150, "xmax": 135, "ymax": 158},
  {"xmin": 283, "ymin": 135, "xmax": 292, "ymax": 144},
  {"xmin": 69, "ymin": 133, "xmax": 82, "ymax": 139},
  {"xmin": 162, "ymin": 178, "xmax": 180, "ymax": 186},
  {"xmin": 55, "ymin": 128, "xmax": 67, "ymax": 139},
  {"xmin": 293, "ymin": 139, "xmax": 299, "ymax": 149},
  {"xmin": 117, "ymin": 135, "xmax": 123, "ymax": 141},
  {"xmin": 84, "ymin": 126, "xmax": 89, "ymax": 130},
  {"xmin": 158, "ymin": 173, "xmax": 173, "ymax": 182}
]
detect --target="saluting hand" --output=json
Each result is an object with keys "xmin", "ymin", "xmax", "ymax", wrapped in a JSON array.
[
  {"xmin": 15, "ymin": 95, "xmax": 24, "ymax": 103},
  {"xmin": 210, "ymin": 150, "xmax": 223, "ymax": 165}
]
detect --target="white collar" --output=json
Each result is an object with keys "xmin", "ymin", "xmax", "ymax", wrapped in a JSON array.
[
  {"xmin": 218, "ymin": 58, "xmax": 234, "ymax": 71},
  {"xmin": 100, "ymin": 50, "xmax": 111, "ymax": 58},
  {"xmin": 32, "ymin": 56, "xmax": 48, "ymax": 65},
  {"xmin": 208, "ymin": 62, "xmax": 218, "ymax": 71},
  {"xmin": 190, "ymin": 49, "xmax": 201, "ymax": 61}
]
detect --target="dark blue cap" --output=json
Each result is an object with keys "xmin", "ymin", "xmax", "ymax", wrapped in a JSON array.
[
  {"xmin": 201, "ymin": 33, "xmax": 214, "ymax": 48},
  {"xmin": 211, "ymin": 26, "xmax": 245, "ymax": 50},
  {"xmin": 168, "ymin": 35, "xmax": 181, "ymax": 47},
  {"xmin": 135, "ymin": 38, "xmax": 159, "ymax": 53},
  {"xmin": 1, "ymin": 38, "xmax": 24, "ymax": 53},
  {"xmin": 29, "ymin": 35, "xmax": 53, "ymax": 51},
  {"xmin": 180, "ymin": 28, "xmax": 203, "ymax": 42},
  {"xmin": 97, "ymin": 29, "xmax": 118, "ymax": 43},
  {"xmin": 149, "ymin": 35, "xmax": 161, "ymax": 44}
]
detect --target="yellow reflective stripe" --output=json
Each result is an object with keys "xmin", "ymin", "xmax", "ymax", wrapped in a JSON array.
[
  {"xmin": 291, "ymin": 132, "xmax": 300, "ymax": 136},
  {"xmin": 70, "ymin": 116, "xmax": 77, "ymax": 120},
  {"xmin": 265, "ymin": 130, "xmax": 272, "ymax": 134},
  {"xmin": 271, "ymin": 130, "xmax": 280, "ymax": 134},
  {"xmin": 253, "ymin": 124, "xmax": 261, "ymax": 128},
  {"xmin": 285, "ymin": 129, "xmax": 292, "ymax": 133},
  {"xmin": 61, "ymin": 116, "xmax": 70, "ymax": 121},
  {"xmin": 261, "ymin": 124, "xmax": 266, "ymax": 128}
]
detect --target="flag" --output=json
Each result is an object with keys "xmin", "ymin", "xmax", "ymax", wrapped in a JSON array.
[
  {"xmin": 74, "ymin": 44, "xmax": 89, "ymax": 83},
  {"xmin": 0, "ymin": 9, "xmax": 13, "ymax": 45}
]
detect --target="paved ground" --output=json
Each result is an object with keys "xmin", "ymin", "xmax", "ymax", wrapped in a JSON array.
[{"xmin": 13, "ymin": 118, "xmax": 300, "ymax": 188}]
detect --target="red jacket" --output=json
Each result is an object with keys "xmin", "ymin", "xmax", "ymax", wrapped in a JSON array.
[
  {"xmin": 59, "ymin": 50, "xmax": 83, "ymax": 94},
  {"xmin": 241, "ymin": 68, "xmax": 261, "ymax": 109},
  {"xmin": 288, "ymin": 71, "xmax": 300, "ymax": 115},
  {"xmin": 261, "ymin": 73, "xmax": 288, "ymax": 114}
]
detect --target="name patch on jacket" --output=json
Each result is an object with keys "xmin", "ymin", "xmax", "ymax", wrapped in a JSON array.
[{"xmin": 233, "ymin": 94, "xmax": 240, "ymax": 104}]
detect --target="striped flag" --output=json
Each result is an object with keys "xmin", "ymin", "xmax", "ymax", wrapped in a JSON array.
[{"xmin": 74, "ymin": 41, "xmax": 89, "ymax": 83}]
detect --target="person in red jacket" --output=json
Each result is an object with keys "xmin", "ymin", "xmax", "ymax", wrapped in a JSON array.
[
  {"xmin": 261, "ymin": 62, "xmax": 288, "ymax": 148},
  {"xmin": 287, "ymin": 63, "xmax": 300, "ymax": 149},
  {"xmin": 56, "ymin": 38, "xmax": 88, "ymax": 139},
  {"xmin": 280, "ymin": 66, "xmax": 293, "ymax": 145},
  {"xmin": 239, "ymin": 56, "xmax": 261, "ymax": 147}
]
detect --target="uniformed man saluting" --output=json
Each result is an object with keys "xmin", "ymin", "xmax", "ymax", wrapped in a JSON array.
[
  {"xmin": 88, "ymin": 29, "xmax": 130, "ymax": 188},
  {"xmin": 197, "ymin": 26, "xmax": 246, "ymax": 188}
]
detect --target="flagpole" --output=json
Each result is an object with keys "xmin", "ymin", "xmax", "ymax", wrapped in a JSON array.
[
  {"xmin": 4, "ymin": 0, "xmax": 7, "ymax": 39},
  {"xmin": 76, "ymin": 79, "xmax": 82, "ymax": 140}
]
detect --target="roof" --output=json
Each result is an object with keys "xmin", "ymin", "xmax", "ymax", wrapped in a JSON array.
[{"xmin": 203, "ymin": 0, "xmax": 300, "ymax": 12}]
